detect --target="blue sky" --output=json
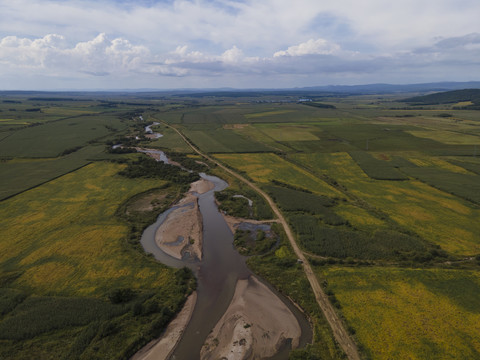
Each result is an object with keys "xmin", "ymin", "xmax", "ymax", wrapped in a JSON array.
[{"xmin": 0, "ymin": 0, "xmax": 479, "ymax": 89}]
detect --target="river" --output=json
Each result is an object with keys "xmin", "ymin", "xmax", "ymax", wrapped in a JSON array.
[{"xmin": 140, "ymin": 155, "xmax": 311, "ymax": 359}]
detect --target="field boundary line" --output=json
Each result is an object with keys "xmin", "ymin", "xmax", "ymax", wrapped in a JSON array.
[{"xmin": 161, "ymin": 121, "xmax": 362, "ymax": 360}]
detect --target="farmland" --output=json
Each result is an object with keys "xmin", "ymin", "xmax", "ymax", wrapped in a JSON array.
[
  {"xmin": 1, "ymin": 90, "xmax": 480, "ymax": 359},
  {"xmin": 317, "ymin": 267, "xmax": 480, "ymax": 359},
  {"xmin": 0, "ymin": 161, "xmax": 194, "ymax": 359}
]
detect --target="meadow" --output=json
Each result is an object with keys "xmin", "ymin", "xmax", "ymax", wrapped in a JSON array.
[
  {"xmin": 0, "ymin": 113, "xmax": 127, "ymax": 158},
  {"xmin": 290, "ymin": 152, "xmax": 480, "ymax": 255},
  {"xmin": 0, "ymin": 161, "xmax": 193, "ymax": 359},
  {"xmin": 0, "ymin": 145, "xmax": 105, "ymax": 201},
  {"xmin": 317, "ymin": 266, "xmax": 480, "ymax": 359}
]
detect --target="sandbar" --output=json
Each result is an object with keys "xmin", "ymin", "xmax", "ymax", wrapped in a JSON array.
[
  {"xmin": 190, "ymin": 178, "xmax": 215, "ymax": 194},
  {"xmin": 155, "ymin": 193, "xmax": 203, "ymax": 260},
  {"xmin": 201, "ymin": 275, "xmax": 301, "ymax": 360}
]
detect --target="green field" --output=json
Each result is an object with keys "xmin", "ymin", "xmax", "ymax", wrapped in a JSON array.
[
  {"xmin": 317, "ymin": 266, "xmax": 480, "ymax": 359},
  {"xmin": 0, "ymin": 145, "xmax": 104, "ymax": 200},
  {"xmin": 0, "ymin": 161, "xmax": 192, "ymax": 359},
  {"xmin": 1, "ymin": 91, "xmax": 480, "ymax": 360},
  {"xmin": 0, "ymin": 114, "xmax": 127, "ymax": 158}
]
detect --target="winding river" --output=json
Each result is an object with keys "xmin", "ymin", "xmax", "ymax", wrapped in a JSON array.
[{"xmin": 140, "ymin": 165, "xmax": 312, "ymax": 359}]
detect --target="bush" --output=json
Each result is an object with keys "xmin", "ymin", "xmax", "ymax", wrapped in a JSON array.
[{"xmin": 108, "ymin": 288, "xmax": 135, "ymax": 304}]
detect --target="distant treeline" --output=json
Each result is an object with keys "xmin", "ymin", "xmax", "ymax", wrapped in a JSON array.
[
  {"xmin": 401, "ymin": 89, "xmax": 480, "ymax": 108},
  {"xmin": 302, "ymin": 102, "xmax": 337, "ymax": 109},
  {"xmin": 28, "ymin": 97, "xmax": 78, "ymax": 101}
]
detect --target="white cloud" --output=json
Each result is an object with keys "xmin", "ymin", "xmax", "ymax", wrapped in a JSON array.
[
  {"xmin": 0, "ymin": 0, "xmax": 480, "ymax": 88},
  {"xmin": 274, "ymin": 39, "xmax": 340, "ymax": 57},
  {"xmin": 221, "ymin": 46, "xmax": 244, "ymax": 63},
  {"xmin": 0, "ymin": 33, "xmax": 149, "ymax": 76}
]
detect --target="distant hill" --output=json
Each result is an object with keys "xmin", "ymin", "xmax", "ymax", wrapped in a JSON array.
[
  {"xmin": 298, "ymin": 82, "xmax": 480, "ymax": 94},
  {"xmin": 401, "ymin": 89, "xmax": 480, "ymax": 108},
  {"xmin": 3, "ymin": 81, "xmax": 480, "ymax": 98}
]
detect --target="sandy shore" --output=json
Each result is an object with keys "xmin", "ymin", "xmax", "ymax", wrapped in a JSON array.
[
  {"xmin": 200, "ymin": 275, "xmax": 301, "ymax": 360},
  {"xmin": 190, "ymin": 178, "xmax": 215, "ymax": 194},
  {"xmin": 222, "ymin": 214, "xmax": 280, "ymax": 234},
  {"xmin": 155, "ymin": 193, "xmax": 203, "ymax": 260},
  {"xmin": 131, "ymin": 292, "xmax": 197, "ymax": 360}
]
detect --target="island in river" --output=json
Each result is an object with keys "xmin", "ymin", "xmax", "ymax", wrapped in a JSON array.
[{"xmin": 134, "ymin": 174, "xmax": 310, "ymax": 360}]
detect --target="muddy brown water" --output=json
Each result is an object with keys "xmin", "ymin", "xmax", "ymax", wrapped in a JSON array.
[{"xmin": 140, "ymin": 173, "xmax": 312, "ymax": 359}]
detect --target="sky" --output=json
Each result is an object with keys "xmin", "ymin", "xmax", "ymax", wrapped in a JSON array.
[{"xmin": 0, "ymin": 0, "xmax": 480, "ymax": 90}]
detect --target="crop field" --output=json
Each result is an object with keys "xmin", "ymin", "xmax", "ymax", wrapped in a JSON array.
[
  {"xmin": 0, "ymin": 114, "xmax": 127, "ymax": 157},
  {"xmin": 293, "ymin": 152, "xmax": 480, "ymax": 255},
  {"xmin": 243, "ymin": 103, "xmax": 341, "ymax": 123},
  {"xmin": 213, "ymin": 152, "xmax": 341, "ymax": 197},
  {"xmin": 142, "ymin": 122, "xmax": 194, "ymax": 153},
  {"xmin": 348, "ymin": 151, "xmax": 409, "ymax": 180},
  {"xmin": 448, "ymin": 157, "xmax": 480, "ymax": 174},
  {"xmin": 179, "ymin": 107, "xmax": 247, "ymax": 124},
  {"xmin": 1, "ymin": 91, "xmax": 480, "ymax": 360},
  {"xmin": 317, "ymin": 266, "xmax": 480, "ymax": 360},
  {"xmin": 0, "ymin": 162, "xmax": 172, "ymax": 294},
  {"xmin": 0, "ymin": 145, "xmax": 104, "ymax": 200},
  {"xmin": 407, "ymin": 129, "xmax": 480, "ymax": 145},
  {"xmin": 253, "ymin": 123, "xmax": 321, "ymax": 142},
  {"xmin": 183, "ymin": 126, "xmax": 273, "ymax": 153},
  {"xmin": 0, "ymin": 161, "xmax": 192, "ymax": 359},
  {"xmin": 229, "ymin": 124, "xmax": 294, "ymax": 152}
]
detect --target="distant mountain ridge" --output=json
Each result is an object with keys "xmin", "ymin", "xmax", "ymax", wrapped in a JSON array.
[
  {"xmin": 296, "ymin": 82, "xmax": 480, "ymax": 94},
  {"xmin": 2, "ymin": 81, "xmax": 480, "ymax": 97}
]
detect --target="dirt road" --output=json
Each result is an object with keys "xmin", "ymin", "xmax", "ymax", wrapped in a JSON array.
[{"xmin": 162, "ymin": 121, "xmax": 361, "ymax": 360}]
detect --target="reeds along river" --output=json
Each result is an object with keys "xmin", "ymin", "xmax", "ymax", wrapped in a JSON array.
[{"xmin": 140, "ymin": 152, "xmax": 311, "ymax": 359}]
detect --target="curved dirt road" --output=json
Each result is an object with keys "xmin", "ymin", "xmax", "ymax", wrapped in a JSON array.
[{"xmin": 162, "ymin": 121, "xmax": 361, "ymax": 360}]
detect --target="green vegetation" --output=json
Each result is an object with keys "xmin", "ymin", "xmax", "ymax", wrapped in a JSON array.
[
  {"xmin": 348, "ymin": 151, "xmax": 409, "ymax": 180},
  {"xmin": 2, "ymin": 91, "xmax": 480, "ymax": 360},
  {"xmin": 183, "ymin": 126, "xmax": 272, "ymax": 153},
  {"xmin": 248, "ymin": 226, "xmax": 344, "ymax": 360},
  {"xmin": 233, "ymin": 227, "xmax": 277, "ymax": 256},
  {"xmin": 215, "ymin": 187, "xmax": 273, "ymax": 220},
  {"xmin": 0, "ymin": 114, "xmax": 127, "ymax": 158},
  {"xmin": 402, "ymin": 88, "xmax": 480, "ymax": 108},
  {"xmin": 118, "ymin": 156, "xmax": 200, "ymax": 185},
  {"xmin": 402, "ymin": 166, "xmax": 480, "ymax": 204},
  {"xmin": 0, "ymin": 145, "xmax": 104, "ymax": 200},
  {"xmin": 316, "ymin": 266, "xmax": 480, "ymax": 359},
  {"xmin": 0, "ymin": 162, "xmax": 194, "ymax": 359}
]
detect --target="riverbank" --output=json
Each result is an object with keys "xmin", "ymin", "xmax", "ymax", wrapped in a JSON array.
[
  {"xmin": 200, "ymin": 275, "xmax": 301, "ymax": 360},
  {"xmin": 222, "ymin": 214, "xmax": 280, "ymax": 234},
  {"xmin": 131, "ymin": 292, "xmax": 197, "ymax": 360}
]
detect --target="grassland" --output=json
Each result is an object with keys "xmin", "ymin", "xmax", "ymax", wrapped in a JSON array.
[
  {"xmin": 214, "ymin": 152, "xmax": 341, "ymax": 197},
  {"xmin": 0, "ymin": 114, "xmax": 127, "ymax": 158},
  {"xmin": 290, "ymin": 152, "xmax": 480, "ymax": 255},
  {"xmin": 0, "ymin": 161, "xmax": 193, "ymax": 359},
  {"xmin": 183, "ymin": 126, "xmax": 273, "ymax": 153},
  {"xmin": 0, "ymin": 145, "xmax": 104, "ymax": 201},
  {"xmin": 247, "ymin": 227, "xmax": 344, "ymax": 360},
  {"xmin": 317, "ymin": 266, "xmax": 480, "ymax": 360},
  {"xmin": 2, "ymin": 91, "xmax": 480, "ymax": 360}
]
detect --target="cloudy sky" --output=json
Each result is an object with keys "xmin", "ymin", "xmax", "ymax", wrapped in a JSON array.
[{"xmin": 1, "ymin": 0, "xmax": 480, "ymax": 90}]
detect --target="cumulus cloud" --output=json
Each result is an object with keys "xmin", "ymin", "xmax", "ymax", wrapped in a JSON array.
[
  {"xmin": 274, "ymin": 38, "xmax": 340, "ymax": 57},
  {"xmin": 0, "ymin": 33, "xmax": 149, "ymax": 76},
  {"xmin": 0, "ymin": 29, "xmax": 480, "ymax": 88}
]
